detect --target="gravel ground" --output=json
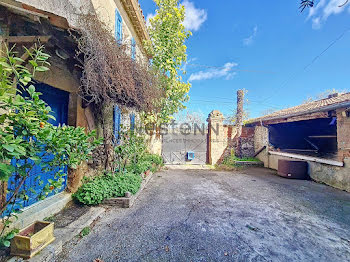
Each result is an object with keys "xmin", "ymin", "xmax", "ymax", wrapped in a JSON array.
[{"xmin": 60, "ymin": 168, "xmax": 350, "ymax": 262}]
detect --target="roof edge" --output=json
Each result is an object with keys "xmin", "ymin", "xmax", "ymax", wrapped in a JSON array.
[
  {"xmin": 120, "ymin": 0, "xmax": 150, "ymax": 43},
  {"xmin": 248, "ymin": 100, "xmax": 350, "ymax": 125}
]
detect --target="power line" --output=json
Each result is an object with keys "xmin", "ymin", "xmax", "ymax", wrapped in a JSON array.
[
  {"xmin": 259, "ymin": 27, "xmax": 350, "ymax": 103},
  {"xmin": 185, "ymin": 63, "xmax": 277, "ymax": 74},
  {"xmin": 189, "ymin": 99, "xmax": 282, "ymax": 110},
  {"xmin": 191, "ymin": 96, "xmax": 282, "ymax": 109}
]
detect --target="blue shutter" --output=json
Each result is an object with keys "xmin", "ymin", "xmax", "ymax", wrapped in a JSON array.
[
  {"xmin": 130, "ymin": 113, "xmax": 135, "ymax": 131},
  {"xmin": 131, "ymin": 37, "xmax": 136, "ymax": 60},
  {"xmin": 114, "ymin": 105, "xmax": 121, "ymax": 143},
  {"xmin": 115, "ymin": 9, "xmax": 123, "ymax": 43}
]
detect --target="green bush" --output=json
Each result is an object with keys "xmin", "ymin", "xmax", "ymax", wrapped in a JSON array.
[
  {"xmin": 74, "ymin": 146, "xmax": 163, "ymax": 206},
  {"xmin": 126, "ymin": 153, "xmax": 163, "ymax": 174},
  {"xmin": 73, "ymin": 172, "xmax": 142, "ymax": 205},
  {"xmin": 143, "ymin": 153, "xmax": 164, "ymax": 167}
]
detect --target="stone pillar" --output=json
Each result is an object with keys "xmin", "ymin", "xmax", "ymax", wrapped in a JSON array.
[
  {"xmin": 236, "ymin": 89, "xmax": 244, "ymax": 138},
  {"xmin": 337, "ymin": 109, "xmax": 350, "ymax": 161},
  {"xmin": 254, "ymin": 126, "xmax": 269, "ymax": 167},
  {"xmin": 207, "ymin": 110, "xmax": 226, "ymax": 165}
]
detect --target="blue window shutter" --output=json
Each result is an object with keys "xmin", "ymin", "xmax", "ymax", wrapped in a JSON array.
[
  {"xmin": 130, "ymin": 113, "xmax": 135, "ymax": 131},
  {"xmin": 115, "ymin": 9, "xmax": 123, "ymax": 42},
  {"xmin": 113, "ymin": 105, "xmax": 121, "ymax": 143},
  {"xmin": 131, "ymin": 37, "xmax": 136, "ymax": 60}
]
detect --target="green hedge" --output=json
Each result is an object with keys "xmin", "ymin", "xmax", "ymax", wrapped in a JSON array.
[
  {"xmin": 73, "ymin": 172, "xmax": 142, "ymax": 205},
  {"xmin": 73, "ymin": 153, "xmax": 163, "ymax": 206},
  {"xmin": 126, "ymin": 153, "xmax": 164, "ymax": 174}
]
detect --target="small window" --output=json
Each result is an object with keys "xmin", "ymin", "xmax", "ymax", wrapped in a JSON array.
[
  {"xmin": 115, "ymin": 9, "xmax": 123, "ymax": 43},
  {"xmin": 114, "ymin": 106, "xmax": 121, "ymax": 143},
  {"xmin": 130, "ymin": 113, "xmax": 135, "ymax": 131},
  {"xmin": 131, "ymin": 38, "xmax": 136, "ymax": 60}
]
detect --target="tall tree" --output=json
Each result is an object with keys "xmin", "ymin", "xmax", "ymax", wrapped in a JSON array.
[{"xmin": 145, "ymin": 0, "xmax": 192, "ymax": 125}]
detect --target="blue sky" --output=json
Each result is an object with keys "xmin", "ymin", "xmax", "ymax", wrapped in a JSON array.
[{"xmin": 139, "ymin": 0, "xmax": 350, "ymax": 120}]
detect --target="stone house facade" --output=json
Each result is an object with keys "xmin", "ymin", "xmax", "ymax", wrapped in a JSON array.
[{"xmin": 0, "ymin": 0, "xmax": 151, "ymax": 230}]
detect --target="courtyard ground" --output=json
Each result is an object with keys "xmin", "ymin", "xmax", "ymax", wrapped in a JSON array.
[{"xmin": 59, "ymin": 168, "xmax": 350, "ymax": 262}]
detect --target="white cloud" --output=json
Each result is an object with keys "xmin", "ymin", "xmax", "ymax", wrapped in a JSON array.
[
  {"xmin": 308, "ymin": 0, "xmax": 349, "ymax": 29},
  {"xmin": 183, "ymin": 57, "xmax": 198, "ymax": 71},
  {"xmin": 243, "ymin": 26, "xmax": 258, "ymax": 46},
  {"xmin": 145, "ymin": 1, "xmax": 207, "ymax": 32},
  {"xmin": 146, "ymin": 13, "xmax": 155, "ymax": 27},
  {"xmin": 182, "ymin": 0, "xmax": 207, "ymax": 31},
  {"xmin": 312, "ymin": 17, "xmax": 322, "ymax": 29},
  {"xmin": 188, "ymin": 62, "xmax": 238, "ymax": 82}
]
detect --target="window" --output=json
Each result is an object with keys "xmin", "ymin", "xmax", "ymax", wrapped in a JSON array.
[
  {"xmin": 115, "ymin": 9, "xmax": 123, "ymax": 43},
  {"xmin": 113, "ymin": 105, "xmax": 121, "ymax": 143},
  {"xmin": 130, "ymin": 113, "xmax": 135, "ymax": 131},
  {"xmin": 131, "ymin": 37, "xmax": 136, "ymax": 60}
]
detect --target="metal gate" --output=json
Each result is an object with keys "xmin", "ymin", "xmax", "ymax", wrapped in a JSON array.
[{"xmin": 162, "ymin": 132, "xmax": 208, "ymax": 165}]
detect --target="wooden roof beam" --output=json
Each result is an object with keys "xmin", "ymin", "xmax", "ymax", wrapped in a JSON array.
[
  {"xmin": 0, "ymin": 1, "xmax": 48, "ymax": 19},
  {"xmin": 1, "ymin": 35, "xmax": 51, "ymax": 43}
]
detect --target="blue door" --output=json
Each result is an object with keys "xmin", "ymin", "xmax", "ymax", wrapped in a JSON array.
[{"xmin": 6, "ymin": 84, "xmax": 69, "ymax": 213}]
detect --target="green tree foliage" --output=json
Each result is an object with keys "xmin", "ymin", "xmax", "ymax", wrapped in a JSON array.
[
  {"xmin": 0, "ymin": 45, "xmax": 100, "ymax": 245},
  {"xmin": 145, "ymin": 0, "xmax": 192, "ymax": 124}
]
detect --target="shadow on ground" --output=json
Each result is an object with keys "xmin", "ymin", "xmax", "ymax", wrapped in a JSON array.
[{"xmin": 60, "ymin": 168, "xmax": 350, "ymax": 262}]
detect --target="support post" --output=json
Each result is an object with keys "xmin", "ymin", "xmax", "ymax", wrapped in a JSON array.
[{"xmin": 207, "ymin": 110, "xmax": 225, "ymax": 165}]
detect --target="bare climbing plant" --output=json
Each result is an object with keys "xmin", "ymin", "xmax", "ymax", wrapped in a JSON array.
[{"xmin": 73, "ymin": 14, "xmax": 162, "ymax": 171}]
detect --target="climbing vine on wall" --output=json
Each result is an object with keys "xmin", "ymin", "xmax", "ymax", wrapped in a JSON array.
[{"xmin": 75, "ymin": 14, "xmax": 161, "ymax": 111}]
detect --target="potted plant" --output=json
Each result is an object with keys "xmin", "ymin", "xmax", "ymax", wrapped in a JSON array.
[{"xmin": 10, "ymin": 221, "xmax": 55, "ymax": 259}]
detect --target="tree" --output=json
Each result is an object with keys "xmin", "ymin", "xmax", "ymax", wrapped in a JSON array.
[
  {"xmin": 0, "ymin": 45, "xmax": 100, "ymax": 247},
  {"xmin": 144, "ymin": 0, "xmax": 192, "ymax": 125},
  {"xmin": 299, "ymin": 0, "xmax": 349, "ymax": 12}
]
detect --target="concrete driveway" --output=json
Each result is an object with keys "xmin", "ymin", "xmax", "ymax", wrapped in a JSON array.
[{"xmin": 60, "ymin": 168, "xmax": 350, "ymax": 262}]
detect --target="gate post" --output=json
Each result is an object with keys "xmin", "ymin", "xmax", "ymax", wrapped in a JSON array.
[{"xmin": 207, "ymin": 110, "xmax": 226, "ymax": 165}]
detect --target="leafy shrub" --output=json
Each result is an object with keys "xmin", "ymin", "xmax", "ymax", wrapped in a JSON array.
[
  {"xmin": 73, "ymin": 172, "xmax": 142, "ymax": 205},
  {"xmin": 126, "ymin": 153, "xmax": 163, "ymax": 174},
  {"xmin": 0, "ymin": 45, "xmax": 100, "ymax": 245},
  {"xmin": 143, "ymin": 153, "xmax": 164, "ymax": 167}
]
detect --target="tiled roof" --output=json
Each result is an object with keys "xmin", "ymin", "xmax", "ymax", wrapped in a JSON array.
[{"xmin": 249, "ymin": 92, "xmax": 350, "ymax": 123}]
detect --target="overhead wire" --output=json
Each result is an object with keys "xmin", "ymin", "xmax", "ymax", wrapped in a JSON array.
[{"xmin": 258, "ymin": 27, "xmax": 350, "ymax": 103}]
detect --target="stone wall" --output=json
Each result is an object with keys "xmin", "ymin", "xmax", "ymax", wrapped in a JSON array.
[
  {"xmin": 147, "ymin": 132, "xmax": 162, "ymax": 156},
  {"xmin": 18, "ymin": 0, "xmax": 93, "ymax": 27},
  {"xmin": 207, "ymin": 110, "xmax": 256, "ymax": 165},
  {"xmin": 254, "ymin": 126, "xmax": 269, "ymax": 167},
  {"xmin": 309, "ymin": 159, "xmax": 350, "ymax": 192},
  {"xmin": 267, "ymin": 153, "xmax": 350, "ymax": 193},
  {"xmin": 235, "ymin": 127, "xmax": 255, "ymax": 158},
  {"xmin": 207, "ymin": 110, "xmax": 227, "ymax": 165},
  {"xmin": 18, "ymin": 0, "xmax": 148, "ymax": 62},
  {"xmin": 337, "ymin": 109, "xmax": 350, "ymax": 161}
]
